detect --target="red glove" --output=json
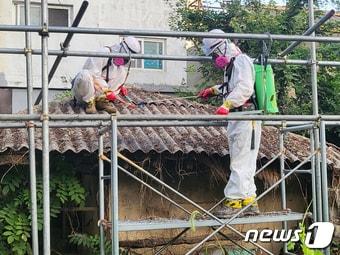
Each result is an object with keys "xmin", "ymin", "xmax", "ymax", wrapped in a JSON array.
[
  {"xmin": 215, "ymin": 106, "xmax": 230, "ymax": 115},
  {"xmin": 198, "ymin": 87, "xmax": 214, "ymax": 99},
  {"xmin": 215, "ymin": 101, "xmax": 233, "ymax": 115},
  {"xmin": 106, "ymin": 91, "xmax": 116, "ymax": 102},
  {"xmin": 120, "ymin": 86, "xmax": 128, "ymax": 96}
]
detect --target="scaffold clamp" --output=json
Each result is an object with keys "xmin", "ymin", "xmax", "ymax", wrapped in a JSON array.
[{"xmin": 39, "ymin": 24, "xmax": 49, "ymax": 37}]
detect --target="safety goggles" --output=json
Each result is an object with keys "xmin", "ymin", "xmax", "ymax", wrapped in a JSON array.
[{"xmin": 211, "ymin": 41, "xmax": 227, "ymax": 57}]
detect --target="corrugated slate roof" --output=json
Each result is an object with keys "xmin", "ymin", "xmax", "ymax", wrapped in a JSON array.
[{"xmin": 0, "ymin": 87, "xmax": 339, "ymax": 172}]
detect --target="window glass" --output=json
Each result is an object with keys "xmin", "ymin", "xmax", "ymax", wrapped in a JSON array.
[
  {"xmin": 19, "ymin": 5, "xmax": 40, "ymax": 26},
  {"xmin": 49, "ymin": 8, "xmax": 69, "ymax": 27},
  {"xmin": 144, "ymin": 41, "xmax": 163, "ymax": 70},
  {"xmin": 130, "ymin": 41, "xmax": 143, "ymax": 68},
  {"xmin": 19, "ymin": 5, "xmax": 69, "ymax": 27}
]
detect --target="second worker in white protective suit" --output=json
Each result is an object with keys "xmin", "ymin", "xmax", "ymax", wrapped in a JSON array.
[
  {"xmin": 198, "ymin": 29, "xmax": 262, "ymax": 217},
  {"xmin": 72, "ymin": 36, "xmax": 141, "ymax": 114}
]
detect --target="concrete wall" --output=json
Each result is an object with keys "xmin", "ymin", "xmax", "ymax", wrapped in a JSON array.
[
  {"xmin": 10, "ymin": 88, "xmax": 64, "ymax": 113},
  {"xmin": 0, "ymin": 0, "xmax": 187, "ymax": 112}
]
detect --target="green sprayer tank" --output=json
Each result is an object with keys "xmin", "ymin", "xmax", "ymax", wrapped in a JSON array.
[{"xmin": 254, "ymin": 64, "xmax": 279, "ymax": 114}]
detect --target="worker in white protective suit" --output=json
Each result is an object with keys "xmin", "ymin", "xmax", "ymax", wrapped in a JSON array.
[
  {"xmin": 198, "ymin": 29, "xmax": 261, "ymax": 217},
  {"xmin": 72, "ymin": 36, "xmax": 141, "ymax": 114}
]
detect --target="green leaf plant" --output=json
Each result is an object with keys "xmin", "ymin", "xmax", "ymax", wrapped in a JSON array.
[{"xmin": 0, "ymin": 157, "xmax": 86, "ymax": 254}]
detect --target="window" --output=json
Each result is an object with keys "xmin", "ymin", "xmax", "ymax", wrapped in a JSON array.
[
  {"xmin": 130, "ymin": 39, "xmax": 165, "ymax": 70},
  {"xmin": 16, "ymin": 2, "xmax": 71, "ymax": 27}
]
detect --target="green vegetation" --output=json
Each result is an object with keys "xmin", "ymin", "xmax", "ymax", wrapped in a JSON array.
[
  {"xmin": 69, "ymin": 233, "xmax": 132, "ymax": 255},
  {"xmin": 0, "ymin": 157, "xmax": 86, "ymax": 254},
  {"xmin": 168, "ymin": 0, "xmax": 340, "ymax": 144}
]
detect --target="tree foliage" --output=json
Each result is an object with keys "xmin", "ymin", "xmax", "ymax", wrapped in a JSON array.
[
  {"xmin": 168, "ymin": 0, "xmax": 340, "ymax": 144},
  {"xmin": 0, "ymin": 157, "xmax": 86, "ymax": 254}
]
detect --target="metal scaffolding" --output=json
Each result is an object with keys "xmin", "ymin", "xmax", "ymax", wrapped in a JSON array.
[{"xmin": 0, "ymin": 0, "xmax": 339, "ymax": 254}]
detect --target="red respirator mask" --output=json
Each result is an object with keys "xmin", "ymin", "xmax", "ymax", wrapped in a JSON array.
[
  {"xmin": 212, "ymin": 42, "xmax": 230, "ymax": 69},
  {"xmin": 112, "ymin": 41, "xmax": 131, "ymax": 66},
  {"xmin": 112, "ymin": 57, "xmax": 129, "ymax": 66}
]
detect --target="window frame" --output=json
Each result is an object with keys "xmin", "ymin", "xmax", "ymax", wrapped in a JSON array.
[
  {"xmin": 14, "ymin": 1, "xmax": 73, "ymax": 27},
  {"xmin": 128, "ymin": 38, "xmax": 166, "ymax": 71}
]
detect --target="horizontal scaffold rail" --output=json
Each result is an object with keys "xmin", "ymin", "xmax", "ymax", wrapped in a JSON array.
[
  {"xmin": 0, "ymin": 121, "xmax": 323, "ymax": 129},
  {"xmin": 118, "ymin": 212, "xmax": 305, "ymax": 232},
  {"xmin": 0, "ymin": 48, "xmax": 340, "ymax": 66},
  {"xmin": 1, "ymin": 25, "xmax": 340, "ymax": 43},
  {"xmin": 0, "ymin": 114, "xmax": 340, "ymax": 122}
]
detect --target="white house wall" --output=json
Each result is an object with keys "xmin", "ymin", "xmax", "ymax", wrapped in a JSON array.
[{"xmin": 0, "ymin": 0, "xmax": 187, "ymax": 112}]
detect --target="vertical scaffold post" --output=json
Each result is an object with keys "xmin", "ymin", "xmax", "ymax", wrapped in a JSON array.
[
  {"xmin": 41, "ymin": 0, "xmax": 50, "ymax": 254},
  {"xmin": 110, "ymin": 115, "xmax": 119, "ymax": 255},
  {"xmin": 320, "ymin": 121, "xmax": 330, "ymax": 255},
  {"xmin": 309, "ymin": 129, "xmax": 317, "ymax": 222},
  {"xmin": 314, "ymin": 125, "xmax": 323, "ymax": 222},
  {"xmin": 24, "ymin": 0, "xmax": 39, "ymax": 254},
  {"xmin": 279, "ymin": 124, "xmax": 288, "ymax": 254},
  {"xmin": 99, "ymin": 134, "xmax": 105, "ymax": 255},
  {"xmin": 308, "ymin": 0, "xmax": 323, "ymax": 222}
]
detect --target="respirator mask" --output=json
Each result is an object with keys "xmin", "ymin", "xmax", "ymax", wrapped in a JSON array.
[
  {"xmin": 211, "ymin": 41, "xmax": 230, "ymax": 69},
  {"xmin": 112, "ymin": 41, "xmax": 131, "ymax": 66}
]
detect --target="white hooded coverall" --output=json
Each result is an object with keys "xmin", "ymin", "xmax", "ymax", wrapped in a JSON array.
[
  {"xmin": 213, "ymin": 54, "xmax": 262, "ymax": 199},
  {"xmin": 72, "ymin": 44, "xmax": 127, "ymax": 103}
]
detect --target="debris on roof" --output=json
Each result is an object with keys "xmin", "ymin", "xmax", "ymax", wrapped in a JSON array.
[{"xmin": 0, "ymin": 87, "xmax": 339, "ymax": 176}]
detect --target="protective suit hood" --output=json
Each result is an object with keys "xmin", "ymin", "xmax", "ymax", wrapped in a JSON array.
[{"xmin": 202, "ymin": 29, "xmax": 241, "ymax": 59}]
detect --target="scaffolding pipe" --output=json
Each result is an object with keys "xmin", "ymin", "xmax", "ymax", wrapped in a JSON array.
[
  {"xmin": 1, "ymin": 121, "xmax": 233, "ymax": 129},
  {"xmin": 211, "ymin": 227, "xmax": 254, "ymax": 255},
  {"xmin": 281, "ymin": 124, "xmax": 314, "ymax": 133},
  {"xmin": 24, "ymin": 0, "xmax": 38, "ymax": 254},
  {"xmin": 0, "ymin": 123, "xmax": 27, "ymax": 128},
  {"xmin": 310, "ymin": 129, "xmax": 317, "ymax": 221},
  {"xmin": 1, "ymin": 48, "xmax": 340, "ymax": 67},
  {"xmin": 105, "ymin": 166, "xmax": 254, "ymax": 255},
  {"xmin": 0, "ymin": 113, "xmax": 336, "ymax": 122},
  {"xmin": 117, "ymin": 153, "xmax": 273, "ymax": 255},
  {"xmin": 185, "ymin": 152, "xmax": 316, "ymax": 255},
  {"xmin": 314, "ymin": 130, "xmax": 322, "ymax": 222},
  {"xmin": 34, "ymin": 1, "xmax": 89, "ymax": 105},
  {"xmin": 118, "ymin": 166, "xmax": 190, "ymax": 214},
  {"xmin": 279, "ymin": 126, "xmax": 288, "ymax": 254},
  {"xmin": 154, "ymin": 229, "xmax": 195, "ymax": 255},
  {"xmin": 324, "ymin": 121, "xmax": 340, "ymax": 126},
  {"xmin": 0, "ymin": 121, "xmax": 319, "ymax": 129},
  {"xmin": 0, "ymin": 114, "xmax": 40, "ymax": 121},
  {"xmin": 283, "ymin": 169, "xmax": 312, "ymax": 174},
  {"xmin": 50, "ymin": 114, "xmax": 340, "ymax": 121},
  {"xmin": 1, "ymin": 25, "xmax": 340, "ymax": 42},
  {"xmin": 118, "ymin": 121, "xmax": 229, "ymax": 127},
  {"xmin": 41, "ymin": 0, "xmax": 50, "ymax": 253},
  {"xmin": 308, "ymin": 0, "xmax": 323, "ymax": 223},
  {"xmin": 278, "ymin": 9, "xmax": 335, "ymax": 57},
  {"xmin": 320, "ymin": 125, "xmax": 329, "ymax": 208},
  {"xmin": 98, "ymin": 135, "xmax": 105, "ymax": 255},
  {"xmin": 110, "ymin": 115, "xmax": 119, "ymax": 255},
  {"xmin": 49, "ymin": 114, "xmax": 314, "ymax": 121},
  {"xmin": 0, "ymin": 4, "xmax": 337, "ymax": 254},
  {"xmin": 255, "ymin": 153, "xmax": 281, "ymax": 176},
  {"xmin": 309, "ymin": 1, "xmax": 319, "ymax": 117},
  {"xmin": 320, "ymin": 121, "xmax": 330, "ymax": 255},
  {"xmin": 0, "ymin": 114, "xmax": 340, "ymax": 122}
]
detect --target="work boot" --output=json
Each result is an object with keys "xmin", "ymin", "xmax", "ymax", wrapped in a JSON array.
[
  {"xmin": 242, "ymin": 196, "xmax": 260, "ymax": 215},
  {"xmin": 95, "ymin": 98, "xmax": 117, "ymax": 114},
  {"xmin": 212, "ymin": 198, "xmax": 243, "ymax": 218},
  {"xmin": 85, "ymin": 98, "xmax": 97, "ymax": 114}
]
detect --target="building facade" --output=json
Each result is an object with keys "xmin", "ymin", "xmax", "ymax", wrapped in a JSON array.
[{"xmin": 0, "ymin": 0, "xmax": 187, "ymax": 112}]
